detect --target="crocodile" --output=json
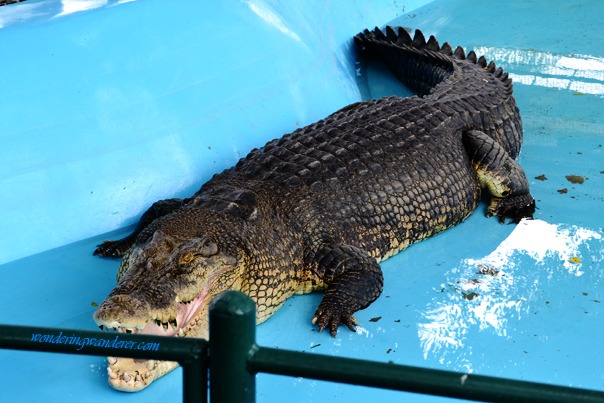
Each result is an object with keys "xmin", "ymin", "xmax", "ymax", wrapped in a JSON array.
[{"xmin": 92, "ymin": 26, "xmax": 535, "ymax": 391}]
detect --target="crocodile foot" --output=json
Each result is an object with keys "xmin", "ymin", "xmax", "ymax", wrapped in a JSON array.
[
  {"xmin": 93, "ymin": 239, "xmax": 132, "ymax": 257},
  {"xmin": 312, "ymin": 296, "xmax": 359, "ymax": 337},
  {"xmin": 487, "ymin": 194, "xmax": 536, "ymax": 223}
]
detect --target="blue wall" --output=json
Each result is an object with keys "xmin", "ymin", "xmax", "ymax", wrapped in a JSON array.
[{"xmin": 0, "ymin": 0, "xmax": 431, "ymax": 264}]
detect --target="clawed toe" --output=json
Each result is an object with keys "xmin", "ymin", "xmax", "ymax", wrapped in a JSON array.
[
  {"xmin": 488, "ymin": 194, "xmax": 535, "ymax": 223},
  {"xmin": 312, "ymin": 309, "xmax": 358, "ymax": 337}
]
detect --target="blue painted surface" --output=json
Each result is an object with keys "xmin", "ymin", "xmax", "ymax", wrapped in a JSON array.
[
  {"xmin": 0, "ymin": 0, "xmax": 424, "ymax": 265},
  {"xmin": 1, "ymin": 0, "xmax": 603, "ymax": 402}
]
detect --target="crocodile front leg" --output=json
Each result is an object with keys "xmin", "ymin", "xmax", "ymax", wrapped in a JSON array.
[
  {"xmin": 311, "ymin": 244, "xmax": 384, "ymax": 336},
  {"xmin": 462, "ymin": 130, "xmax": 536, "ymax": 223}
]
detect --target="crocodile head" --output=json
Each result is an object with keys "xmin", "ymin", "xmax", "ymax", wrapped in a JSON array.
[{"xmin": 94, "ymin": 228, "xmax": 243, "ymax": 391}]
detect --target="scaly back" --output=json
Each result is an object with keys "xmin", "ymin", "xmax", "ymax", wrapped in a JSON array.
[{"xmin": 355, "ymin": 27, "xmax": 523, "ymax": 159}]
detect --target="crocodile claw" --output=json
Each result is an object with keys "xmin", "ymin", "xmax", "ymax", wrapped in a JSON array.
[
  {"xmin": 487, "ymin": 194, "xmax": 536, "ymax": 224},
  {"xmin": 312, "ymin": 306, "xmax": 359, "ymax": 337}
]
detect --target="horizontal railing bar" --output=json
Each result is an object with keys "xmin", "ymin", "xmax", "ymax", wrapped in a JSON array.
[
  {"xmin": 0, "ymin": 324, "xmax": 208, "ymax": 403},
  {"xmin": 248, "ymin": 345, "xmax": 604, "ymax": 403},
  {"xmin": 4, "ymin": 295, "xmax": 604, "ymax": 403},
  {"xmin": 0, "ymin": 324, "xmax": 206, "ymax": 362}
]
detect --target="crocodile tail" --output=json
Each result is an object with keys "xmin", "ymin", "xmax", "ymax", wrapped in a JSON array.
[
  {"xmin": 354, "ymin": 27, "xmax": 456, "ymax": 97},
  {"xmin": 354, "ymin": 26, "xmax": 515, "ymax": 99},
  {"xmin": 355, "ymin": 27, "xmax": 522, "ymax": 158}
]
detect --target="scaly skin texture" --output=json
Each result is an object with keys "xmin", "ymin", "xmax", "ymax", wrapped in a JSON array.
[{"xmin": 93, "ymin": 27, "xmax": 535, "ymax": 391}]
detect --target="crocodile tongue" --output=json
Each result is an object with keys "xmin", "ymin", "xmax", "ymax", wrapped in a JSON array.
[
  {"xmin": 95, "ymin": 286, "xmax": 213, "ymax": 391},
  {"xmin": 101, "ymin": 292, "xmax": 211, "ymax": 391},
  {"xmin": 94, "ymin": 253, "xmax": 237, "ymax": 391},
  {"xmin": 135, "ymin": 288, "xmax": 209, "ymax": 337}
]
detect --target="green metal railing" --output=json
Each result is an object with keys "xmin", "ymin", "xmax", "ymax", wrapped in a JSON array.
[
  {"xmin": 0, "ymin": 323, "xmax": 208, "ymax": 402},
  {"xmin": 2, "ymin": 291, "xmax": 604, "ymax": 403}
]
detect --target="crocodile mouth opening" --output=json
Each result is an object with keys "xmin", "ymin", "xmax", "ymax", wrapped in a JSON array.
[
  {"xmin": 95, "ymin": 288, "xmax": 213, "ymax": 392},
  {"xmin": 94, "ymin": 263, "xmax": 235, "ymax": 391},
  {"xmin": 97, "ymin": 288, "xmax": 210, "ymax": 338}
]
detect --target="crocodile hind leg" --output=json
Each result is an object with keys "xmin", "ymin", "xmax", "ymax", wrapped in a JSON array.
[
  {"xmin": 93, "ymin": 198, "xmax": 188, "ymax": 256},
  {"xmin": 463, "ymin": 130, "xmax": 536, "ymax": 223},
  {"xmin": 311, "ymin": 244, "xmax": 384, "ymax": 336}
]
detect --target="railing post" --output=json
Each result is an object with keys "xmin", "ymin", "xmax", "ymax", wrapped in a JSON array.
[
  {"xmin": 209, "ymin": 291, "xmax": 256, "ymax": 403},
  {"xmin": 181, "ymin": 344, "xmax": 209, "ymax": 403}
]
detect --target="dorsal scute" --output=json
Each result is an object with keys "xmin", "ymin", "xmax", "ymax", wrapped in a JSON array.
[
  {"xmin": 454, "ymin": 46, "xmax": 466, "ymax": 59},
  {"xmin": 397, "ymin": 27, "xmax": 413, "ymax": 45},
  {"xmin": 385, "ymin": 26, "xmax": 398, "ymax": 42},
  {"xmin": 477, "ymin": 55, "xmax": 488, "ymax": 68},
  {"xmin": 373, "ymin": 26, "xmax": 387, "ymax": 40},
  {"xmin": 354, "ymin": 26, "xmax": 515, "ymax": 95},
  {"xmin": 440, "ymin": 42, "xmax": 453, "ymax": 56},
  {"xmin": 413, "ymin": 29, "xmax": 426, "ymax": 47},
  {"xmin": 426, "ymin": 35, "xmax": 440, "ymax": 51},
  {"xmin": 487, "ymin": 61, "xmax": 497, "ymax": 73}
]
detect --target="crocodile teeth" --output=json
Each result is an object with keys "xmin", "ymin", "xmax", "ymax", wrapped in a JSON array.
[
  {"xmin": 136, "ymin": 374, "xmax": 143, "ymax": 382},
  {"xmin": 107, "ymin": 356, "xmax": 117, "ymax": 365},
  {"xmin": 162, "ymin": 322, "xmax": 169, "ymax": 331},
  {"xmin": 169, "ymin": 319, "xmax": 177, "ymax": 328},
  {"xmin": 146, "ymin": 360, "xmax": 156, "ymax": 371},
  {"xmin": 154, "ymin": 319, "xmax": 162, "ymax": 326},
  {"xmin": 178, "ymin": 328, "xmax": 185, "ymax": 337},
  {"xmin": 108, "ymin": 367, "xmax": 118, "ymax": 379},
  {"xmin": 122, "ymin": 371, "xmax": 132, "ymax": 383}
]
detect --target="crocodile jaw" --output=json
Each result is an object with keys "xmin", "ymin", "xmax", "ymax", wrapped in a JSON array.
[
  {"xmin": 107, "ymin": 357, "xmax": 179, "ymax": 392},
  {"xmin": 96, "ymin": 292, "xmax": 212, "ymax": 391},
  {"xmin": 94, "ymin": 270, "xmax": 224, "ymax": 391}
]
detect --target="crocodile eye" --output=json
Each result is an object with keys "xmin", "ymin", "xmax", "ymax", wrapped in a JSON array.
[
  {"xmin": 177, "ymin": 237, "xmax": 219, "ymax": 266},
  {"xmin": 199, "ymin": 238, "xmax": 218, "ymax": 257},
  {"xmin": 178, "ymin": 250, "xmax": 196, "ymax": 266}
]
